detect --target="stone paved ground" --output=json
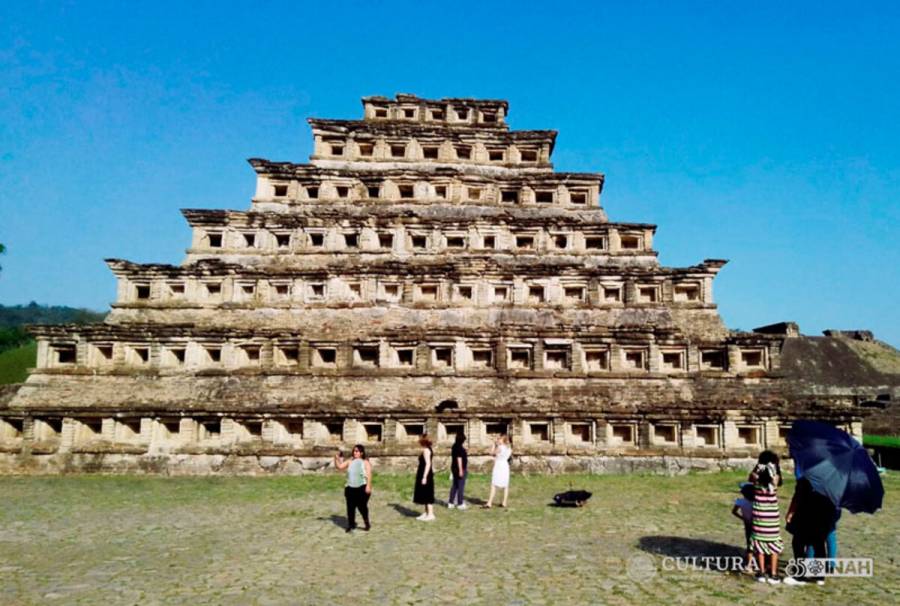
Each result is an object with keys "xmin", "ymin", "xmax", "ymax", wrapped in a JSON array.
[{"xmin": 0, "ymin": 471, "xmax": 896, "ymax": 605}]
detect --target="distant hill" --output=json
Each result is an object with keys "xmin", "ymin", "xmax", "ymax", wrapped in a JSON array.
[{"xmin": 0, "ymin": 302, "xmax": 106, "ymax": 355}]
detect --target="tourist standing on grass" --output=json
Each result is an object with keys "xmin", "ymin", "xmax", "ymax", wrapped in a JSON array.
[
  {"xmin": 448, "ymin": 432, "xmax": 468, "ymax": 509},
  {"xmin": 782, "ymin": 474, "xmax": 836, "ymax": 586},
  {"xmin": 748, "ymin": 450, "xmax": 784, "ymax": 583},
  {"xmin": 485, "ymin": 434, "xmax": 512, "ymax": 508},
  {"xmin": 333, "ymin": 444, "xmax": 372, "ymax": 532},
  {"xmin": 414, "ymin": 434, "xmax": 435, "ymax": 521}
]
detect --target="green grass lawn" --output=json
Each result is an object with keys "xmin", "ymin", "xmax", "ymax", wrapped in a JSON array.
[
  {"xmin": 0, "ymin": 471, "xmax": 896, "ymax": 605},
  {"xmin": 864, "ymin": 434, "xmax": 900, "ymax": 448},
  {"xmin": 0, "ymin": 340, "xmax": 35, "ymax": 384}
]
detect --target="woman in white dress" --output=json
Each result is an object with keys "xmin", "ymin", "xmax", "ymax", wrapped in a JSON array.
[{"xmin": 485, "ymin": 434, "xmax": 512, "ymax": 508}]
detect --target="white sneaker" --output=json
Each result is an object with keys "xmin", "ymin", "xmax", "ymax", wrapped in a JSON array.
[
  {"xmin": 815, "ymin": 580, "xmax": 825, "ymax": 586},
  {"xmin": 756, "ymin": 576, "xmax": 768, "ymax": 583},
  {"xmin": 447, "ymin": 503, "xmax": 456, "ymax": 509},
  {"xmin": 457, "ymin": 503, "xmax": 468, "ymax": 510},
  {"xmin": 782, "ymin": 577, "xmax": 805, "ymax": 586},
  {"xmin": 424, "ymin": 514, "xmax": 436, "ymax": 521},
  {"xmin": 416, "ymin": 513, "xmax": 428, "ymax": 521},
  {"xmin": 766, "ymin": 577, "xmax": 781, "ymax": 585}
]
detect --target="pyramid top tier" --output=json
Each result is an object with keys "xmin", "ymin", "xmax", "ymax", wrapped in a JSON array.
[
  {"xmin": 309, "ymin": 94, "xmax": 557, "ymax": 171},
  {"xmin": 361, "ymin": 93, "xmax": 510, "ymax": 128}
]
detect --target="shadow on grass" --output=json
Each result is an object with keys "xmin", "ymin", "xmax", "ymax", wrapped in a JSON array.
[
  {"xmin": 319, "ymin": 514, "xmax": 348, "ymax": 529},
  {"xmin": 638, "ymin": 536, "xmax": 744, "ymax": 562},
  {"xmin": 389, "ymin": 503, "xmax": 421, "ymax": 518}
]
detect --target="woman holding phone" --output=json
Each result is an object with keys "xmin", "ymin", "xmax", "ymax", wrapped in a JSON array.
[{"xmin": 333, "ymin": 444, "xmax": 373, "ymax": 532}]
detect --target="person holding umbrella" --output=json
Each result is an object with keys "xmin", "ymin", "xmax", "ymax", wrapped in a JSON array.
[{"xmin": 783, "ymin": 473, "xmax": 836, "ymax": 585}]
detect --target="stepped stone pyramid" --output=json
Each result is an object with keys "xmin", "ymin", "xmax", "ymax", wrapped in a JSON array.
[{"xmin": 1, "ymin": 94, "xmax": 874, "ymax": 473}]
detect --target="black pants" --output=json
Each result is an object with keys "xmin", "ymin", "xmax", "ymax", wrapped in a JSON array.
[
  {"xmin": 345, "ymin": 486, "xmax": 370, "ymax": 529},
  {"xmin": 792, "ymin": 534, "xmax": 826, "ymax": 580}
]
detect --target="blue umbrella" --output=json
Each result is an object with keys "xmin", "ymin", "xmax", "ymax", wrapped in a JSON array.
[{"xmin": 786, "ymin": 420, "xmax": 884, "ymax": 514}]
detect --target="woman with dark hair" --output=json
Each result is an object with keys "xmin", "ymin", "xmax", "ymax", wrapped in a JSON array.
[
  {"xmin": 448, "ymin": 432, "xmax": 468, "ymax": 509},
  {"xmin": 334, "ymin": 444, "xmax": 372, "ymax": 532},
  {"xmin": 747, "ymin": 450, "xmax": 784, "ymax": 583},
  {"xmin": 414, "ymin": 434, "xmax": 435, "ymax": 521}
]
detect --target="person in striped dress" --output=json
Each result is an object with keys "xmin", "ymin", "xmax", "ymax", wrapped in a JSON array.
[{"xmin": 748, "ymin": 450, "xmax": 784, "ymax": 583}]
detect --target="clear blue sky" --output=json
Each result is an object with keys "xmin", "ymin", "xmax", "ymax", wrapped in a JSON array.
[{"xmin": 1, "ymin": 1, "xmax": 898, "ymax": 346}]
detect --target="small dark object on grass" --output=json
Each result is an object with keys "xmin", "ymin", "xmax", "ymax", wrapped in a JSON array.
[{"xmin": 553, "ymin": 490, "xmax": 592, "ymax": 507}]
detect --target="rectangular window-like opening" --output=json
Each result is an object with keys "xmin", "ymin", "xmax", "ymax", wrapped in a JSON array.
[
  {"xmin": 378, "ymin": 233, "xmax": 394, "ymax": 249},
  {"xmin": 418, "ymin": 284, "xmax": 438, "ymax": 301},
  {"xmin": 432, "ymin": 346, "xmax": 453, "ymax": 368},
  {"xmin": 528, "ymin": 285, "xmax": 545, "ymax": 303},
  {"xmin": 515, "ymin": 235, "xmax": 535, "ymax": 249},
  {"xmin": 240, "ymin": 283, "xmax": 256, "ymax": 297},
  {"xmin": 242, "ymin": 420, "xmax": 263, "ymax": 438},
  {"xmin": 325, "ymin": 422, "xmax": 343, "ymax": 442},
  {"xmin": 95, "ymin": 344, "xmax": 114, "ymax": 361},
  {"xmin": 446, "ymin": 236, "xmax": 466, "ymax": 249},
  {"xmin": 329, "ymin": 144, "xmax": 344, "ymax": 156},
  {"xmin": 434, "ymin": 185, "xmax": 448, "ymax": 199},
  {"xmin": 366, "ymin": 185, "xmax": 380, "ymax": 198},
  {"xmin": 570, "ymin": 423, "xmax": 592, "ymax": 443},
  {"xmin": 306, "ymin": 186, "xmax": 319, "ymax": 199},
  {"xmin": 520, "ymin": 149, "xmax": 538, "ymax": 162},
  {"xmin": 584, "ymin": 349, "xmax": 608, "ymax": 371},
  {"xmin": 564, "ymin": 286, "xmax": 585, "ymax": 302},
  {"xmin": 508, "ymin": 347, "xmax": 532, "ymax": 370},
  {"xmin": 309, "ymin": 283, "xmax": 325, "ymax": 299},
  {"xmin": 674, "ymin": 284, "xmax": 701, "ymax": 301},
  {"xmin": 528, "ymin": 423, "xmax": 550, "ymax": 442},
  {"xmin": 485, "ymin": 422, "xmax": 508, "ymax": 438},
  {"xmin": 343, "ymin": 233, "xmax": 358, "ymax": 248},
  {"xmin": 585, "ymin": 236, "xmax": 606, "ymax": 251},
  {"xmin": 395, "ymin": 348, "xmax": 415, "ymax": 367},
  {"xmin": 741, "ymin": 350, "xmax": 764, "ymax": 368},
  {"xmin": 401, "ymin": 423, "xmax": 425, "ymax": 441},
  {"xmin": 471, "ymin": 348, "xmax": 493, "ymax": 369},
  {"xmin": 135, "ymin": 284, "xmax": 151, "ymax": 300},
  {"xmin": 242, "ymin": 233, "xmax": 256, "ymax": 247},
  {"xmin": 241, "ymin": 346, "xmax": 260, "ymax": 363},
  {"xmin": 501, "ymin": 189, "xmax": 519, "ymax": 204},
  {"xmin": 455, "ymin": 285, "xmax": 473, "ymax": 301},
  {"xmin": 488, "ymin": 149, "xmax": 504, "ymax": 162},
  {"xmin": 603, "ymin": 286, "xmax": 622, "ymax": 302},
  {"xmin": 430, "ymin": 109, "xmax": 444, "ymax": 120},
  {"xmin": 535, "ymin": 191, "xmax": 554, "ymax": 204},
  {"xmin": 313, "ymin": 347, "xmax": 337, "ymax": 367},
  {"xmin": 373, "ymin": 107, "xmax": 388, "ymax": 118},
  {"xmin": 620, "ymin": 235, "xmax": 642, "ymax": 250},
  {"xmin": 275, "ymin": 233, "xmax": 291, "ymax": 248},
  {"xmin": 455, "ymin": 146, "xmax": 472, "ymax": 160},
  {"xmin": 380, "ymin": 283, "xmax": 401, "ymax": 301},
  {"xmin": 207, "ymin": 233, "xmax": 223, "ymax": 248},
  {"xmin": 167, "ymin": 282, "xmax": 184, "ymax": 296},
  {"xmin": 54, "ymin": 345, "xmax": 77, "ymax": 365},
  {"xmin": 353, "ymin": 345, "xmax": 379, "ymax": 367},
  {"xmin": 737, "ymin": 426, "xmax": 760, "ymax": 446},
  {"xmin": 624, "ymin": 350, "xmax": 647, "ymax": 371},
  {"xmin": 655, "ymin": 424, "xmax": 678, "ymax": 444},
  {"xmin": 402, "ymin": 108, "xmax": 415, "ymax": 118},
  {"xmin": 454, "ymin": 107, "xmax": 469, "ymax": 120},
  {"xmin": 482, "ymin": 235, "xmax": 496, "ymax": 249},
  {"xmin": 274, "ymin": 283, "xmax": 290, "ymax": 297},
  {"xmin": 422, "ymin": 146, "xmax": 439, "ymax": 159},
  {"xmin": 553, "ymin": 234, "xmax": 569, "ymax": 250},
  {"xmin": 205, "ymin": 347, "xmax": 221, "ymax": 363},
  {"xmin": 569, "ymin": 191, "xmax": 587, "ymax": 205},
  {"xmin": 309, "ymin": 232, "xmax": 325, "ymax": 247},
  {"xmin": 466, "ymin": 187, "xmax": 481, "ymax": 201},
  {"xmin": 204, "ymin": 282, "xmax": 222, "ymax": 296},
  {"xmin": 492, "ymin": 285, "xmax": 510, "ymax": 302},
  {"xmin": 399, "ymin": 184, "xmax": 414, "ymax": 199},
  {"xmin": 611, "ymin": 424, "xmax": 635, "ymax": 444},
  {"xmin": 166, "ymin": 347, "xmax": 185, "ymax": 365},
  {"xmin": 544, "ymin": 348, "xmax": 570, "ymax": 370},
  {"xmin": 336, "ymin": 186, "xmax": 350, "ymax": 198},
  {"xmin": 362, "ymin": 423, "xmax": 382, "ymax": 442},
  {"xmin": 661, "ymin": 351, "xmax": 684, "ymax": 371},
  {"xmin": 277, "ymin": 346, "xmax": 299, "ymax": 365},
  {"xmin": 390, "ymin": 144, "xmax": 406, "ymax": 158},
  {"xmin": 273, "ymin": 184, "xmax": 288, "ymax": 197},
  {"xmin": 359, "ymin": 143, "xmax": 374, "ymax": 157},
  {"xmin": 482, "ymin": 112, "xmax": 497, "ymax": 123},
  {"xmin": 701, "ymin": 350, "xmax": 726, "ymax": 370},
  {"xmin": 1, "ymin": 418, "xmax": 24, "ymax": 439},
  {"xmin": 411, "ymin": 235, "xmax": 428, "ymax": 249},
  {"xmin": 695, "ymin": 425, "xmax": 719, "ymax": 447},
  {"xmin": 638, "ymin": 287, "xmax": 658, "ymax": 303}
]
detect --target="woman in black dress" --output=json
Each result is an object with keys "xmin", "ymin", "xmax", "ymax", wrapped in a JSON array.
[{"xmin": 413, "ymin": 434, "xmax": 435, "ymax": 521}]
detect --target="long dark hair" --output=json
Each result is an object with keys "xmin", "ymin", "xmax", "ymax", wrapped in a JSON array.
[
  {"xmin": 353, "ymin": 444, "xmax": 367, "ymax": 459},
  {"xmin": 756, "ymin": 450, "xmax": 782, "ymax": 486},
  {"xmin": 454, "ymin": 432, "xmax": 466, "ymax": 446},
  {"xmin": 419, "ymin": 434, "xmax": 433, "ymax": 449}
]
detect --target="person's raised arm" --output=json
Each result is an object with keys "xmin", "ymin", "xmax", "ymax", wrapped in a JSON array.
[
  {"xmin": 364, "ymin": 459, "xmax": 373, "ymax": 495},
  {"xmin": 333, "ymin": 452, "xmax": 350, "ymax": 471}
]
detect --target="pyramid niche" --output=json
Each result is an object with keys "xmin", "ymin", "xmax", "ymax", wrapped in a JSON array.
[{"xmin": 1, "ymin": 94, "xmax": 869, "ymax": 474}]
